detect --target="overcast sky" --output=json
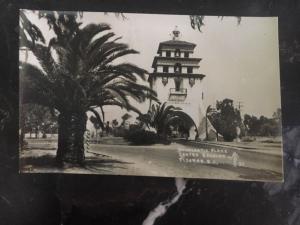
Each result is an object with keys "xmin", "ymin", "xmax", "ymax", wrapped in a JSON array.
[{"xmin": 22, "ymin": 10, "xmax": 281, "ymax": 122}]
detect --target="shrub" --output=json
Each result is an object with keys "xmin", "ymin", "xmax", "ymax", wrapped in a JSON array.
[
  {"xmin": 223, "ymin": 133, "xmax": 236, "ymax": 142},
  {"xmin": 124, "ymin": 128, "xmax": 170, "ymax": 145}
]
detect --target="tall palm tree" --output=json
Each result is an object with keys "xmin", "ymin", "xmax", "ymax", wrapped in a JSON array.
[
  {"xmin": 138, "ymin": 102, "xmax": 197, "ymax": 139},
  {"xmin": 20, "ymin": 11, "xmax": 157, "ymax": 164}
]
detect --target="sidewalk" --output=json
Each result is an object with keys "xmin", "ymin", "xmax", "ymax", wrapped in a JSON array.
[{"xmin": 187, "ymin": 140, "xmax": 283, "ymax": 156}]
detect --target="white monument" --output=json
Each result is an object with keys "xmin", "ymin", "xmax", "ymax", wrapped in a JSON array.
[{"xmin": 149, "ymin": 27, "xmax": 216, "ymax": 140}]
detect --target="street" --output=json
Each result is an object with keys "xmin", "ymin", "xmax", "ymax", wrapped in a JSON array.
[
  {"xmin": 20, "ymin": 137, "xmax": 283, "ymax": 182},
  {"xmin": 87, "ymin": 138, "xmax": 283, "ymax": 181}
]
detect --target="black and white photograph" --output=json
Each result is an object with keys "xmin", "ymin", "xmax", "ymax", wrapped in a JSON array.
[{"xmin": 19, "ymin": 10, "xmax": 283, "ymax": 182}]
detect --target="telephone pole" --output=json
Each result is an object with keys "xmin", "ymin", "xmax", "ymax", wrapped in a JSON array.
[{"xmin": 237, "ymin": 101, "xmax": 244, "ymax": 112}]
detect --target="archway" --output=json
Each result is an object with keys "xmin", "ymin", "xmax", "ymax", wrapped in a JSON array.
[{"xmin": 168, "ymin": 111, "xmax": 198, "ymax": 140}]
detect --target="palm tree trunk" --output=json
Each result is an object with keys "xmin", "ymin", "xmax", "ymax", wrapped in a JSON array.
[{"xmin": 56, "ymin": 111, "xmax": 87, "ymax": 164}]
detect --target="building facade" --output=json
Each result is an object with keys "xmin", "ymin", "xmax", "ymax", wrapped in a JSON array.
[{"xmin": 149, "ymin": 27, "xmax": 215, "ymax": 139}]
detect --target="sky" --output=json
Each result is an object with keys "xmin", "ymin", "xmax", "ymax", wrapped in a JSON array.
[{"xmin": 21, "ymin": 10, "xmax": 281, "ymax": 123}]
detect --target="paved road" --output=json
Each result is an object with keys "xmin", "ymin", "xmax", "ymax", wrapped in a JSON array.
[
  {"xmin": 22, "ymin": 138, "xmax": 283, "ymax": 181},
  {"xmin": 87, "ymin": 139, "xmax": 283, "ymax": 182}
]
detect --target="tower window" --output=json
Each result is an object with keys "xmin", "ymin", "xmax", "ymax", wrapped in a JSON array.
[
  {"xmin": 163, "ymin": 66, "xmax": 169, "ymax": 73},
  {"xmin": 184, "ymin": 52, "xmax": 189, "ymax": 58},
  {"xmin": 175, "ymin": 49, "xmax": 181, "ymax": 57},
  {"xmin": 174, "ymin": 77, "xmax": 183, "ymax": 92},
  {"xmin": 187, "ymin": 66, "xmax": 193, "ymax": 74},
  {"xmin": 166, "ymin": 51, "xmax": 171, "ymax": 57},
  {"xmin": 174, "ymin": 63, "xmax": 182, "ymax": 73}
]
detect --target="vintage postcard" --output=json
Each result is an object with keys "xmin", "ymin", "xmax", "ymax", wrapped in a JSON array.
[{"xmin": 19, "ymin": 10, "xmax": 283, "ymax": 182}]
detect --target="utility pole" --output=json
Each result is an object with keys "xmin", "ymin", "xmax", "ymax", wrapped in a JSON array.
[
  {"xmin": 237, "ymin": 101, "xmax": 244, "ymax": 112},
  {"xmin": 236, "ymin": 101, "xmax": 244, "ymax": 139},
  {"xmin": 236, "ymin": 101, "xmax": 244, "ymax": 120}
]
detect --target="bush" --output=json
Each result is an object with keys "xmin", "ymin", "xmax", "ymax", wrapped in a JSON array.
[
  {"xmin": 124, "ymin": 128, "xmax": 170, "ymax": 145},
  {"xmin": 223, "ymin": 133, "xmax": 236, "ymax": 142},
  {"xmin": 113, "ymin": 126, "xmax": 127, "ymax": 137}
]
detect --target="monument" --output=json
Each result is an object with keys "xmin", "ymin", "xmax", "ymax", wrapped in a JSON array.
[{"xmin": 148, "ymin": 27, "xmax": 216, "ymax": 139}]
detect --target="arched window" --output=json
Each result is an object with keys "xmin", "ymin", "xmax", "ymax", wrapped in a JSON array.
[{"xmin": 174, "ymin": 77, "xmax": 183, "ymax": 91}]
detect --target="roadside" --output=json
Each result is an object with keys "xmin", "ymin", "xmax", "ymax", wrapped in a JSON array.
[{"xmin": 20, "ymin": 137, "xmax": 283, "ymax": 182}]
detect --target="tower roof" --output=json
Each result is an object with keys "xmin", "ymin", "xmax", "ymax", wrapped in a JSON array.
[
  {"xmin": 148, "ymin": 72, "xmax": 205, "ymax": 83},
  {"xmin": 152, "ymin": 56, "xmax": 201, "ymax": 68},
  {"xmin": 157, "ymin": 40, "xmax": 196, "ymax": 53},
  {"xmin": 157, "ymin": 27, "xmax": 196, "ymax": 52},
  {"xmin": 160, "ymin": 40, "xmax": 196, "ymax": 46}
]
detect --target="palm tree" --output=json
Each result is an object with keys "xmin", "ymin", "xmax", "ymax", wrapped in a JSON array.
[
  {"xmin": 20, "ymin": 11, "xmax": 157, "ymax": 164},
  {"xmin": 138, "ymin": 102, "xmax": 197, "ymax": 139}
]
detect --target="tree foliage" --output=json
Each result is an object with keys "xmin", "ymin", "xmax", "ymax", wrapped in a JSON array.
[
  {"xmin": 90, "ymin": 115, "xmax": 102, "ymax": 130},
  {"xmin": 22, "ymin": 104, "xmax": 58, "ymax": 138},
  {"xmin": 20, "ymin": 11, "xmax": 158, "ymax": 163},
  {"xmin": 244, "ymin": 108, "xmax": 281, "ymax": 137},
  {"xmin": 121, "ymin": 113, "xmax": 132, "ymax": 123},
  {"xmin": 208, "ymin": 98, "xmax": 242, "ymax": 141},
  {"xmin": 112, "ymin": 119, "xmax": 119, "ymax": 128},
  {"xmin": 20, "ymin": 11, "xmax": 157, "ymax": 122},
  {"xmin": 138, "ymin": 102, "xmax": 196, "ymax": 138},
  {"xmin": 190, "ymin": 15, "xmax": 241, "ymax": 32}
]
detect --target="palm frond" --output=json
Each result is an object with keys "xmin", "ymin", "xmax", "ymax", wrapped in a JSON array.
[
  {"xmin": 19, "ymin": 10, "xmax": 45, "ymax": 45},
  {"xmin": 100, "ymin": 49, "xmax": 139, "ymax": 67},
  {"xmin": 20, "ymin": 62, "xmax": 65, "ymax": 110},
  {"xmin": 86, "ymin": 31, "xmax": 115, "ymax": 55},
  {"xmin": 88, "ymin": 107, "xmax": 104, "ymax": 129},
  {"xmin": 78, "ymin": 23, "xmax": 110, "ymax": 48},
  {"xmin": 29, "ymin": 43, "xmax": 59, "ymax": 82},
  {"xmin": 20, "ymin": 12, "xmax": 157, "ymax": 119},
  {"xmin": 143, "ymin": 102, "xmax": 196, "ymax": 136},
  {"xmin": 87, "ymin": 42, "xmax": 129, "ymax": 71},
  {"xmin": 113, "ymin": 63, "xmax": 148, "ymax": 80}
]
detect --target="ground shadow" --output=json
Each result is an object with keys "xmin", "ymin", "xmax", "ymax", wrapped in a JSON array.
[
  {"xmin": 20, "ymin": 154, "xmax": 58, "ymax": 170},
  {"xmin": 83, "ymin": 155, "xmax": 133, "ymax": 173},
  {"xmin": 20, "ymin": 152, "xmax": 133, "ymax": 174}
]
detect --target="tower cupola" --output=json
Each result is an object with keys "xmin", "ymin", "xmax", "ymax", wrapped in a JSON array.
[{"xmin": 172, "ymin": 26, "xmax": 180, "ymax": 40}]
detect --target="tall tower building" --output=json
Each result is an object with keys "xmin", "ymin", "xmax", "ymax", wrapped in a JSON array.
[{"xmin": 149, "ymin": 27, "xmax": 213, "ymax": 139}]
